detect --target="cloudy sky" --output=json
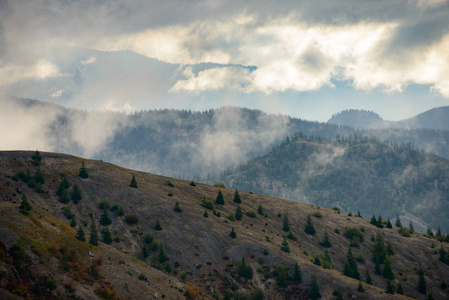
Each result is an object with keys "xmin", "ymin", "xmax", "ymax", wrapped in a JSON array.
[{"xmin": 1, "ymin": 0, "xmax": 449, "ymax": 122}]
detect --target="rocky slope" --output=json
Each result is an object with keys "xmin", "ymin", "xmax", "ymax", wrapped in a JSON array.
[{"xmin": 0, "ymin": 151, "xmax": 448, "ymax": 299}]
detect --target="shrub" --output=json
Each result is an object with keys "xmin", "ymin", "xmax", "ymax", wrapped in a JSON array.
[
  {"xmin": 246, "ymin": 210, "xmax": 257, "ymax": 218},
  {"xmin": 201, "ymin": 198, "xmax": 215, "ymax": 210},
  {"xmin": 213, "ymin": 183, "xmax": 226, "ymax": 188},
  {"xmin": 343, "ymin": 227, "xmax": 364, "ymax": 242},
  {"xmin": 98, "ymin": 199, "xmax": 110, "ymax": 210},
  {"xmin": 110, "ymin": 205, "xmax": 125, "ymax": 216},
  {"xmin": 190, "ymin": 181, "xmax": 196, "ymax": 186},
  {"xmin": 62, "ymin": 207, "xmax": 73, "ymax": 219},
  {"xmin": 124, "ymin": 214, "xmax": 139, "ymax": 225},
  {"xmin": 258, "ymin": 204, "xmax": 264, "ymax": 215},
  {"xmin": 313, "ymin": 211, "xmax": 322, "ymax": 218},
  {"xmin": 226, "ymin": 213, "xmax": 236, "ymax": 221},
  {"xmin": 165, "ymin": 180, "xmax": 174, "ymax": 187},
  {"xmin": 154, "ymin": 219, "xmax": 162, "ymax": 230},
  {"xmin": 173, "ymin": 202, "xmax": 183, "ymax": 212},
  {"xmin": 237, "ymin": 257, "xmax": 253, "ymax": 279}
]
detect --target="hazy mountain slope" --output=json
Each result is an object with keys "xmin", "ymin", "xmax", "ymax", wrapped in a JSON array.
[
  {"xmin": 214, "ymin": 134, "xmax": 449, "ymax": 233},
  {"xmin": 328, "ymin": 110, "xmax": 385, "ymax": 129},
  {"xmin": 395, "ymin": 106, "xmax": 449, "ymax": 130},
  {"xmin": 1, "ymin": 151, "xmax": 448, "ymax": 299}
]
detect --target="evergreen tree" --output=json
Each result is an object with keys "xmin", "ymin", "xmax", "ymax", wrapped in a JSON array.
[
  {"xmin": 321, "ymin": 230, "xmax": 331, "ymax": 248},
  {"xmin": 31, "ymin": 150, "xmax": 42, "ymax": 164},
  {"xmin": 189, "ymin": 181, "xmax": 196, "ymax": 186},
  {"xmin": 76, "ymin": 226, "xmax": 86, "ymax": 241},
  {"xmin": 79, "ymin": 160, "xmax": 88, "ymax": 178},
  {"xmin": 396, "ymin": 282, "xmax": 404, "ymax": 294},
  {"xmin": 229, "ymin": 227, "xmax": 237, "ymax": 238},
  {"xmin": 332, "ymin": 289, "xmax": 343, "ymax": 300},
  {"xmin": 375, "ymin": 262, "xmax": 382, "ymax": 275},
  {"xmin": 305, "ymin": 214, "xmax": 316, "ymax": 235},
  {"xmin": 71, "ymin": 183, "xmax": 82, "ymax": 203},
  {"xmin": 154, "ymin": 219, "xmax": 162, "ymax": 230},
  {"xmin": 233, "ymin": 189, "xmax": 241, "ymax": 203},
  {"xmin": 102, "ymin": 228, "xmax": 112, "ymax": 244},
  {"xmin": 386, "ymin": 219, "xmax": 393, "ymax": 228},
  {"xmin": 276, "ymin": 264, "xmax": 288, "ymax": 287},
  {"xmin": 19, "ymin": 194, "xmax": 32, "ymax": 215},
  {"xmin": 382, "ymin": 254, "xmax": 395, "ymax": 280},
  {"xmin": 372, "ymin": 231, "xmax": 387, "ymax": 264},
  {"xmin": 357, "ymin": 281, "xmax": 364, "ymax": 292},
  {"xmin": 370, "ymin": 214, "xmax": 377, "ymax": 226},
  {"xmin": 386, "ymin": 241, "xmax": 394, "ymax": 256},
  {"xmin": 293, "ymin": 262, "xmax": 302, "ymax": 281},
  {"xmin": 235, "ymin": 205, "xmax": 243, "ymax": 220},
  {"xmin": 409, "ymin": 220, "xmax": 414, "ymax": 233},
  {"xmin": 343, "ymin": 247, "xmax": 360, "ymax": 279},
  {"xmin": 385, "ymin": 280, "xmax": 394, "ymax": 294},
  {"xmin": 281, "ymin": 238, "xmax": 290, "ymax": 253},
  {"xmin": 377, "ymin": 215, "xmax": 384, "ymax": 228},
  {"xmin": 142, "ymin": 245, "xmax": 149, "ymax": 259},
  {"xmin": 237, "ymin": 257, "xmax": 253, "ymax": 279},
  {"xmin": 70, "ymin": 217, "xmax": 77, "ymax": 227},
  {"xmin": 426, "ymin": 227, "xmax": 434, "ymax": 237},
  {"xmin": 283, "ymin": 214, "xmax": 290, "ymax": 232},
  {"xmin": 309, "ymin": 275, "xmax": 322, "ymax": 300},
  {"xmin": 89, "ymin": 221, "xmax": 99, "ymax": 246},
  {"xmin": 34, "ymin": 168, "xmax": 45, "ymax": 184},
  {"xmin": 426, "ymin": 293, "xmax": 435, "ymax": 300},
  {"xmin": 395, "ymin": 215, "xmax": 402, "ymax": 228},
  {"xmin": 436, "ymin": 227, "xmax": 442, "ymax": 238},
  {"xmin": 56, "ymin": 176, "xmax": 70, "ymax": 196},
  {"xmin": 287, "ymin": 230, "xmax": 295, "ymax": 240},
  {"xmin": 365, "ymin": 270, "xmax": 372, "ymax": 285},
  {"xmin": 215, "ymin": 190, "xmax": 224, "ymax": 205},
  {"xmin": 203, "ymin": 210, "xmax": 208, "ymax": 218},
  {"xmin": 357, "ymin": 210, "xmax": 362, "ymax": 217},
  {"xmin": 258, "ymin": 204, "xmax": 264, "ymax": 215},
  {"xmin": 173, "ymin": 202, "xmax": 183, "ymax": 212},
  {"xmin": 58, "ymin": 188, "xmax": 69, "ymax": 204},
  {"xmin": 99, "ymin": 209, "xmax": 112, "ymax": 226},
  {"xmin": 159, "ymin": 245, "xmax": 167, "ymax": 263},
  {"xmin": 417, "ymin": 268, "xmax": 426, "ymax": 294},
  {"xmin": 129, "ymin": 175, "xmax": 138, "ymax": 188}
]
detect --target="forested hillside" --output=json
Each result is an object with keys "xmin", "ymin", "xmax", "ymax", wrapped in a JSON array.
[{"xmin": 213, "ymin": 134, "xmax": 449, "ymax": 233}]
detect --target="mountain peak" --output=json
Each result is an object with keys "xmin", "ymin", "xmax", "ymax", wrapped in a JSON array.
[{"xmin": 328, "ymin": 109, "xmax": 384, "ymax": 129}]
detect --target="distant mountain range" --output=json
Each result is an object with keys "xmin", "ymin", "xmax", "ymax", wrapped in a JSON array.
[
  {"xmin": 211, "ymin": 134, "xmax": 449, "ymax": 233},
  {"xmin": 328, "ymin": 107, "xmax": 449, "ymax": 131}
]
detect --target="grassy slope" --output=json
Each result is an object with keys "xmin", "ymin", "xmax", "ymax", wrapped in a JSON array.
[{"xmin": 0, "ymin": 151, "xmax": 448, "ymax": 299}]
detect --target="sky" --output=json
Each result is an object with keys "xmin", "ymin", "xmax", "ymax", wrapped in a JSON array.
[{"xmin": 1, "ymin": 0, "xmax": 449, "ymax": 122}]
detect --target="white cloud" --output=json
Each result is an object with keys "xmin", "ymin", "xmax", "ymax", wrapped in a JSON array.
[{"xmin": 0, "ymin": 59, "xmax": 63, "ymax": 86}]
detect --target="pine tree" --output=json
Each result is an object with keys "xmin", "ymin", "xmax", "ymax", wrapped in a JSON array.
[
  {"xmin": 99, "ymin": 209, "xmax": 112, "ymax": 226},
  {"xmin": 395, "ymin": 215, "xmax": 402, "ymax": 227},
  {"xmin": 235, "ymin": 205, "xmax": 243, "ymax": 220},
  {"xmin": 129, "ymin": 175, "xmax": 138, "ymax": 188},
  {"xmin": 321, "ymin": 230, "xmax": 331, "ymax": 248},
  {"xmin": 386, "ymin": 219, "xmax": 393, "ymax": 228},
  {"xmin": 71, "ymin": 183, "xmax": 82, "ymax": 204},
  {"xmin": 258, "ymin": 204, "xmax": 264, "ymax": 215},
  {"xmin": 70, "ymin": 217, "xmax": 77, "ymax": 227},
  {"xmin": 372, "ymin": 231, "xmax": 387, "ymax": 264},
  {"xmin": 142, "ymin": 245, "xmax": 149, "ymax": 259},
  {"xmin": 102, "ymin": 228, "xmax": 112, "ymax": 244},
  {"xmin": 382, "ymin": 254, "xmax": 395, "ymax": 279},
  {"xmin": 386, "ymin": 241, "xmax": 394, "ymax": 256},
  {"xmin": 233, "ymin": 189, "xmax": 241, "ymax": 203},
  {"xmin": 283, "ymin": 214, "xmax": 290, "ymax": 232},
  {"xmin": 89, "ymin": 221, "xmax": 98, "ymax": 246},
  {"xmin": 203, "ymin": 210, "xmax": 208, "ymax": 218},
  {"xmin": 308, "ymin": 275, "xmax": 322, "ymax": 300},
  {"xmin": 237, "ymin": 257, "xmax": 253, "ymax": 279},
  {"xmin": 276, "ymin": 264, "xmax": 288, "ymax": 287},
  {"xmin": 281, "ymin": 238, "xmax": 290, "ymax": 253},
  {"xmin": 56, "ymin": 176, "xmax": 70, "ymax": 196},
  {"xmin": 409, "ymin": 220, "xmax": 414, "ymax": 233},
  {"xmin": 159, "ymin": 245, "xmax": 167, "ymax": 263},
  {"xmin": 357, "ymin": 281, "xmax": 364, "ymax": 292},
  {"xmin": 417, "ymin": 268, "xmax": 426, "ymax": 294},
  {"xmin": 19, "ymin": 194, "xmax": 32, "ymax": 215},
  {"xmin": 58, "ymin": 188, "xmax": 69, "ymax": 204},
  {"xmin": 357, "ymin": 210, "xmax": 362, "ymax": 217},
  {"xmin": 293, "ymin": 263, "xmax": 302, "ymax": 281},
  {"xmin": 79, "ymin": 160, "xmax": 88, "ymax": 178},
  {"xmin": 365, "ymin": 270, "xmax": 372, "ymax": 285},
  {"xmin": 216, "ymin": 190, "xmax": 224, "ymax": 205},
  {"xmin": 154, "ymin": 219, "xmax": 162, "ymax": 231},
  {"xmin": 343, "ymin": 247, "xmax": 360, "ymax": 279},
  {"xmin": 370, "ymin": 214, "xmax": 377, "ymax": 226},
  {"xmin": 76, "ymin": 226, "xmax": 86, "ymax": 241},
  {"xmin": 396, "ymin": 282, "xmax": 404, "ymax": 294},
  {"xmin": 305, "ymin": 214, "xmax": 316, "ymax": 235},
  {"xmin": 386, "ymin": 280, "xmax": 394, "ymax": 294},
  {"xmin": 31, "ymin": 150, "xmax": 42, "ymax": 164},
  {"xmin": 173, "ymin": 202, "xmax": 183, "ymax": 212},
  {"xmin": 229, "ymin": 228, "xmax": 237, "ymax": 238}
]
